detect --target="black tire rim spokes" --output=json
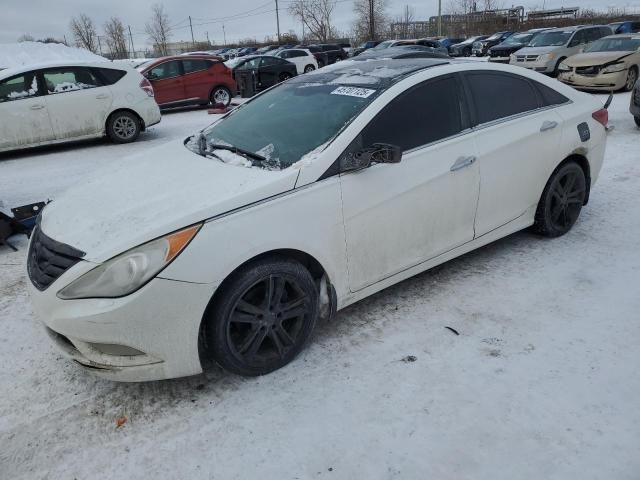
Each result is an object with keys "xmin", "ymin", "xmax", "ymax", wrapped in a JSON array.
[
  {"xmin": 549, "ymin": 170, "xmax": 585, "ymax": 229},
  {"xmin": 228, "ymin": 275, "xmax": 308, "ymax": 364}
]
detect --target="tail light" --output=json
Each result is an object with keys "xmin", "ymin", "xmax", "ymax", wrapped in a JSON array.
[
  {"xmin": 592, "ymin": 108, "xmax": 608, "ymax": 128},
  {"xmin": 139, "ymin": 77, "xmax": 154, "ymax": 97}
]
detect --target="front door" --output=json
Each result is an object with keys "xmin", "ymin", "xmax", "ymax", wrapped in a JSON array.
[
  {"xmin": 0, "ymin": 71, "xmax": 55, "ymax": 150},
  {"xmin": 339, "ymin": 75, "xmax": 480, "ymax": 292},
  {"xmin": 258, "ymin": 57, "xmax": 283, "ymax": 87},
  {"xmin": 147, "ymin": 60, "xmax": 185, "ymax": 105},
  {"xmin": 40, "ymin": 66, "xmax": 113, "ymax": 139}
]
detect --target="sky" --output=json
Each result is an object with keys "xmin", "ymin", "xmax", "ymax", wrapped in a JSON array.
[{"xmin": 1, "ymin": 0, "xmax": 639, "ymax": 48}]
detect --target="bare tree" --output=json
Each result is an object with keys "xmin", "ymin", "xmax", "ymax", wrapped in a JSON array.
[
  {"xmin": 352, "ymin": 0, "xmax": 389, "ymax": 42},
  {"xmin": 70, "ymin": 14, "xmax": 98, "ymax": 52},
  {"xmin": 17, "ymin": 34, "xmax": 35, "ymax": 42},
  {"xmin": 104, "ymin": 17, "xmax": 129, "ymax": 59},
  {"xmin": 146, "ymin": 3, "xmax": 172, "ymax": 55},
  {"xmin": 288, "ymin": 0, "xmax": 337, "ymax": 42}
]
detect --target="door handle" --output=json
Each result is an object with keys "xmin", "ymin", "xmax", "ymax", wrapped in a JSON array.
[
  {"xmin": 450, "ymin": 155, "xmax": 477, "ymax": 172},
  {"xmin": 30, "ymin": 104, "xmax": 45, "ymax": 110},
  {"xmin": 95, "ymin": 93, "xmax": 109, "ymax": 99},
  {"xmin": 540, "ymin": 120, "xmax": 558, "ymax": 132}
]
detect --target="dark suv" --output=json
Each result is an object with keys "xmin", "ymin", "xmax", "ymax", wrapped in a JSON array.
[{"xmin": 311, "ymin": 44, "xmax": 347, "ymax": 64}]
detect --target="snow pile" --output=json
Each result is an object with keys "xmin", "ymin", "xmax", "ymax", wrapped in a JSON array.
[{"xmin": 0, "ymin": 42, "xmax": 107, "ymax": 69}]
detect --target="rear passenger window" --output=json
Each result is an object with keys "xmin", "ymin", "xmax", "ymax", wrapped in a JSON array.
[
  {"xmin": 42, "ymin": 67, "xmax": 102, "ymax": 94},
  {"xmin": 533, "ymin": 81, "xmax": 569, "ymax": 107},
  {"xmin": 362, "ymin": 76, "xmax": 464, "ymax": 151},
  {"xmin": 183, "ymin": 59, "xmax": 211, "ymax": 73},
  {"xmin": 466, "ymin": 72, "xmax": 538, "ymax": 124},
  {"xmin": 92, "ymin": 68, "xmax": 126, "ymax": 85}
]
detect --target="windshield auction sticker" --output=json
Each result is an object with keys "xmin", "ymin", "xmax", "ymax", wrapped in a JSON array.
[{"xmin": 331, "ymin": 86, "xmax": 376, "ymax": 98}]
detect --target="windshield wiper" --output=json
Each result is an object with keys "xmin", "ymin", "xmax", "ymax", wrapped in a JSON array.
[{"xmin": 208, "ymin": 142, "xmax": 266, "ymax": 165}]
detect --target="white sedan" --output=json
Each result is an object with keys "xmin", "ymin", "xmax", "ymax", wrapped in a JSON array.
[
  {"xmin": 273, "ymin": 48, "xmax": 319, "ymax": 74},
  {"xmin": 27, "ymin": 59, "xmax": 607, "ymax": 381},
  {"xmin": 0, "ymin": 61, "xmax": 161, "ymax": 153}
]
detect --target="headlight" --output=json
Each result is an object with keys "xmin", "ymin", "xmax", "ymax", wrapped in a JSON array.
[
  {"xmin": 601, "ymin": 62, "xmax": 626, "ymax": 74},
  {"xmin": 558, "ymin": 62, "xmax": 571, "ymax": 72},
  {"xmin": 57, "ymin": 224, "xmax": 201, "ymax": 299},
  {"xmin": 510, "ymin": 54, "xmax": 516, "ymax": 61}
]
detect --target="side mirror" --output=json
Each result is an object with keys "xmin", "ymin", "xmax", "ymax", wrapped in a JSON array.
[{"xmin": 340, "ymin": 143, "xmax": 402, "ymax": 172}]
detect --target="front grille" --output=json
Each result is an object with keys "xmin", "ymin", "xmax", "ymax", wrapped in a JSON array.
[
  {"xmin": 27, "ymin": 226, "xmax": 85, "ymax": 290},
  {"xmin": 575, "ymin": 65, "xmax": 601, "ymax": 76},
  {"xmin": 516, "ymin": 54, "xmax": 539, "ymax": 62}
]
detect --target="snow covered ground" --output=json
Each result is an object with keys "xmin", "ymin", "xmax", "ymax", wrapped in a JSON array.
[{"xmin": 1, "ymin": 95, "xmax": 639, "ymax": 479}]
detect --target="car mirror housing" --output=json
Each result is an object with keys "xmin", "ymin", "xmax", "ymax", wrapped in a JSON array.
[{"xmin": 340, "ymin": 143, "xmax": 402, "ymax": 172}]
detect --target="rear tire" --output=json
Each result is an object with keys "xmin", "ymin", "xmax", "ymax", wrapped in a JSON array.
[
  {"xmin": 279, "ymin": 72, "xmax": 293, "ymax": 81},
  {"xmin": 551, "ymin": 57, "xmax": 566, "ymax": 78},
  {"xmin": 205, "ymin": 256, "xmax": 319, "ymax": 376},
  {"xmin": 304, "ymin": 64, "xmax": 315, "ymax": 73},
  {"xmin": 106, "ymin": 111, "xmax": 141, "ymax": 144},
  {"xmin": 532, "ymin": 162, "xmax": 586, "ymax": 237}
]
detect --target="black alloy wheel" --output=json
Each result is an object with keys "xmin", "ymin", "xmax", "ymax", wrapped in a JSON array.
[
  {"xmin": 533, "ymin": 162, "xmax": 586, "ymax": 237},
  {"xmin": 206, "ymin": 257, "xmax": 318, "ymax": 376}
]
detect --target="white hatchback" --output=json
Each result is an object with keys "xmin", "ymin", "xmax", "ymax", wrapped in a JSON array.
[
  {"xmin": 273, "ymin": 49, "xmax": 319, "ymax": 74},
  {"xmin": 27, "ymin": 59, "xmax": 608, "ymax": 381},
  {"xmin": 0, "ymin": 61, "xmax": 161, "ymax": 153}
]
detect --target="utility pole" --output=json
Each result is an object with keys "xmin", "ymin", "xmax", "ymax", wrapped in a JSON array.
[
  {"xmin": 275, "ymin": 0, "xmax": 282, "ymax": 45},
  {"xmin": 222, "ymin": 24, "xmax": 226, "ymax": 46},
  {"xmin": 189, "ymin": 15, "xmax": 195, "ymax": 47},
  {"xmin": 206, "ymin": 31, "xmax": 210, "ymax": 45},
  {"xmin": 369, "ymin": 0, "xmax": 375, "ymax": 40},
  {"xmin": 63, "ymin": 34, "xmax": 68, "ymax": 46},
  {"xmin": 128, "ymin": 25, "xmax": 135, "ymax": 58},
  {"xmin": 437, "ymin": 0, "xmax": 442, "ymax": 36}
]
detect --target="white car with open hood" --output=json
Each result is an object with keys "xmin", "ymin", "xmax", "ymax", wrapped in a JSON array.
[
  {"xmin": 26, "ymin": 59, "xmax": 608, "ymax": 381},
  {"xmin": 0, "ymin": 61, "xmax": 160, "ymax": 153}
]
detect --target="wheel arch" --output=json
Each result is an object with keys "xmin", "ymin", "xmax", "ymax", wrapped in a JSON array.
[
  {"xmin": 106, "ymin": 108, "xmax": 146, "ymax": 132},
  {"xmin": 549, "ymin": 152, "xmax": 591, "ymax": 205},
  {"xmin": 197, "ymin": 248, "xmax": 336, "ymax": 359}
]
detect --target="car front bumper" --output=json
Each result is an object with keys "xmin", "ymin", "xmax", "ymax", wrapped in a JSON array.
[
  {"xmin": 488, "ymin": 56, "xmax": 510, "ymax": 63},
  {"xmin": 510, "ymin": 58, "xmax": 554, "ymax": 73},
  {"xmin": 28, "ymin": 269, "xmax": 215, "ymax": 382},
  {"xmin": 558, "ymin": 69, "xmax": 628, "ymax": 91}
]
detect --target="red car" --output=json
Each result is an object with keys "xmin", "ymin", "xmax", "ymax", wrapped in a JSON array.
[{"xmin": 138, "ymin": 55, "xmax": 236, "ymax": 108}]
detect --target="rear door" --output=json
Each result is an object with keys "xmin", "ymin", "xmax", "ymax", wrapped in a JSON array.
[
  {"xmin": 181, "ymin": 58, "xmax": 215, "ymax": 102},
  {"xmin": 40, "ymin": 66, "xmax": 112, "ymax": 139},
  {"xmin": 462, "ymin": 71, "xmax": 565, "ymax": 236},
  {"xmin": 146, "ymin": 60, "xmax": 184, "ymax": 105},
  {"xmin": 0, "ymin": 71, "xmax": 55, "ymax": 150}
]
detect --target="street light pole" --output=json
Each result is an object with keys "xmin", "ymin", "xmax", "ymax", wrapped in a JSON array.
[
  {"xmin": 438, "ymin": 0, "xmax": 442, "ymax": 36},
  {"xmin": 275, "ymin": 0, "xmax": 282, "ymax": 45}
]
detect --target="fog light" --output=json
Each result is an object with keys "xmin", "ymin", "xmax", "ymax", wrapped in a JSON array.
[{"xmin": 90, "ymin": 343, "xmax": 145, "ymax": 356}]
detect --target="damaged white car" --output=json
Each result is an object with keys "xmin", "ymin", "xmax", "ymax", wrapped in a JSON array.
[{"xmin": 27, "ymin": 59, "xmax": 608, "ymax": 381}]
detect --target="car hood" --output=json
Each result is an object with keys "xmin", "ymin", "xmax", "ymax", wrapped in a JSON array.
[
  {"xmin": 490, "ymin": 43, "xmax": 524, "ymax": 53},
  {"xmin": 515, "ymin": 46, "xmax": 558, "ymax": 56},
  {"xmin": 40, "ymin": 141, "xmax": 299, "ymax": 262},
  {"xmin": 564, "ymin": 51, "xmax": 635, "ymax": 67}
]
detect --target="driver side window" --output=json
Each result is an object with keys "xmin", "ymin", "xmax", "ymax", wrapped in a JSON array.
[
  {"xmin": 360, "ymin": 76, "xmax": 465, "ymax": 152},
  {"xmin": 148, "ymin": 61, "xmax": 181, "ymax": 80}
]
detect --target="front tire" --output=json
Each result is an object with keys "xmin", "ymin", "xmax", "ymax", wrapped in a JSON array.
[
  {"xmin": 623, "ymin": 66, "xmax": 638, "ymax": 92},
  {"xmin": 279, "ymin": 72, "xmax": 293, "ymax": 81},
  {"xmin": 205, "ymin": 257, "xmax": 319, "ymax": 376},
  {"xmin": 634, "ymin": 115, "xmax": 640, "ymax": 127},
  {"xmin": 106, "ymin": 110, "xmax": 141, "ymax": 144},
  {"xmin": 210, "ymin": 86, "xmax": 231, "ymax": 107},
  {"xmin": 532, "ymin": 162, "xmax": 586, "ymax": 237}
]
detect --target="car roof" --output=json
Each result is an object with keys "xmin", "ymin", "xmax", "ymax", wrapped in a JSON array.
[
  {"xmin": 0, "ymin": 60, "xmax": 127, "ymax": 80},
  {"xmin": 355, "ymin": 46, "xmax": 449, "ymax": 60},
  {"xmin": 289, "ymin": 58, "xmax": 451, "ymax": 88}
]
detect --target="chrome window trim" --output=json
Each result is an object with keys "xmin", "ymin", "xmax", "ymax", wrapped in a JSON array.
[{"xmin": 470, "ymin": 100, "xmax": 573, "ymax": 132}]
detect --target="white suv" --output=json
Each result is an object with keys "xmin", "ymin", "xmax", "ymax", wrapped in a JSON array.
[
  {"xmin": 0, "ymin": 61, "xmax": 161, "ymax": 153},
  {"xmin": 273, "ymin": 49, "xmax": 319, "ymax": 74}
]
